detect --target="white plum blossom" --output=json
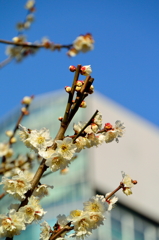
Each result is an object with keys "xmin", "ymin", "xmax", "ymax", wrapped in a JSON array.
[
  {"xmin": 0, "ymin": 143, "xmax": 10, "ymax": 157},
  {"xmin": 83, "ymin": 195, "xmax": 108, "ymax": 214},
  {"xmin": 57, "ymin": 214, "xmax": 69, "ymax": 227},
  {"xmin": 19, "ymin": 124, "xmax": 53, "ymax": 152},
  {"xmin": 96, "ymin": 134, "xmax": 105, "ymax": 145},
  {"xmin": 33, "ymin": 184, "xmax": 53, "ymax": 199},
  {"xmin": 75, "ymin": 136, "xmax": 88, "ymax": 152},
  {"xmin": 0, "ymin": 210, "xmax": 25, "ymax": 238},
  {"xmin": 104, "ymin": 120, "xmax": 125, "ymax": 143},
  {"xmin": 0, "ymin": 170, "xmax": 32, "ymax": 200},
  {"xmin": 73, "ymin": 121, "xmax": 94, "ymax": 134},
  {"xmin": 80, "ymin": 65, "xmax": 92, "ymax": 76},
  {"xmin": 121, "ymin": 171, "xmax": 134, "ymax": 188},
  {"xmin": 27, "ymin": 128, "xmax": 53, "ymax": 151},
  {"xmin": 68, "ymin": 210, "xmax": 92, "ymax": 239},
  {"xmin": 40, "ymin": 221, "xmax": 51, "ymax": 240},
  {"xmin": 38, "ymin": 148, "xmax": 56, "ymax": 159},
  {"xmin": 115, "ymin": 120, "xmax": 125, "ymax": 140},
  {"xmin": 121, "ymin": 171, "xmax": 135, "ymax": 196},
  {"xmin": 19, "ymin": 196, "xmax": 46, "ymax": 223},
  {"xmin": 55, "ymin": 137, "xmax": 76, "ymax": 160},
  {"xmin": 45, "ymin": 153, "xmax": 70, "ymax": 172},
  {"xmin": 73, "ymin": 34, "xmax": 94, "ymax": 53},
  {"xmin": 93, "ymin": 112, "xmax": 102, "ymax": 129},
  {"xmin": 67, "ymin": 34, "xmax": 94, "ymax": 56},
  {"xmin": 18, "ymin": 124, "xmax": 36, "ymax": 151},
  {"xmin": 89, "ymin": 212, "xmax": 105, "ymax": 229}
]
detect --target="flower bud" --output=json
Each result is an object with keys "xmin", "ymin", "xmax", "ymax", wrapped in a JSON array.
[
  {"xmin": 42, "ymin": 37, "xmax": 51, "ymax": 49},
  {"xmin": 5, "ymin": 130, "xmax": 13, "ymax": 137},
  {"xmin": 65, "ymin": 86, "xmax": 71, "ymax": 93},
  {"xmin": 58, "ymin": 117, "xmax": 63, "ymax": 121},
  {"xmin": 80, "ymin": 65, "xmax": 92, "ymax": 76},
  {"xmin": 25, "ymin": 0, "xmax": 35, "ymax": 10},
  {"xmin": 12, "ymin": 37, "xmax": 21, "ymax": 43},
  {"xmin": 75, "ymin": 86, "xmax": 81, "ymax": 91},
  {"xmin": 80, "ymin": 101, "xmax": 87, "ymax": 108},
  {"xmin": 21, "ymin": 107, "xmax": 29, "ymax": 115},
  {"xmin": 104, "ymin": 123, "xmax": 113, "ymax": 131},
  {"xmin": 88, "ymin": 85, "xmax": 94, "ymax": 94},
  {"xmin": 132, "ymin": 180, "xmax": 138, "ymax": 185},
  {"xmin": 10, "ymin": 137, "xmax": 17, "ymax": 144},
  {"xmin": 76, "ymin": 80, "xmax": 84, "ymax": 87},
  {"xmin": 69, "ymin": 65, "xmax": 76, "ymax": 72},
  {"xmin": 60, "ymin": 168, "xmax": 69, "ymax": 174},
  {"xmin": 21, "ymin": 96, "xmax": 33, "ymax": 105}
]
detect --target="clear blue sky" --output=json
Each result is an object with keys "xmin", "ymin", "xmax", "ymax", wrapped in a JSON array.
[{"xmin": 1, "ymin": 0, "xmax": 159, "ymax": 126}]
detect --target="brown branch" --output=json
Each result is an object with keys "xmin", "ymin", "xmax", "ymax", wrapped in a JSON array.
[
  {"xmin": 73, "ymin": 110, "xmax": 99, "ymax": 143},
  {"xmin": 49, "ymin": 225, "xmax": 74, "ymax": 240},
  {"xmin": 0, "ymin": 156, "xmax": 31, "ymax": 175},
  {"xmin": 0, "ymin": 192, "xmax": 6, "ymax": 200},
  {"xmin": 0, "ymin": 39, "xmax": 72, "ymax": 50},
  {"xmin": 68, "ymin": 76, "xmax": 94, "ymax": 123},
  {"xmin": 53, "ymin": 65, "xmax": 81, "ymax": 141},
  {"xmin": 1, "ymin": 101, "xmax": 32, "ymax": 164},
  {"xmin": 0, "ymin": 57, "xmax": 12, "ymax": 68},
  {"xmin": 18, "ymin": 158, "xmax": 48, "ymax": 209},
  {"xmin": 14, "ymin": 65, "xmax": 96, "ymax": 225},
  {"xmin": 105, "ymin": 183, "xmax": 124, "ymax": 200}
]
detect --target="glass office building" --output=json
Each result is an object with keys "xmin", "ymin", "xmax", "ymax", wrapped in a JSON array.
[{"xmin": 0, "ymin": 91, "xmax": 158, "ymax": 240}]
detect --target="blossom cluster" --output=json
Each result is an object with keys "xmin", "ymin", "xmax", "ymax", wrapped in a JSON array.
[
  {"xmin": 6, "ymin": 35, "xmax": 39, "ymax": 62},
  {"xmin": 0, "ymin": 195, "xmax": 46, "ymax": 238},
  {"xmin": 18, "ymin": 112, "xmax": 125, "ymax": 173},
  {"xmin": 0, "ymin": 169, "xmax": 53, "ymax": 200},
  {"xmin": 67, "ymin": 33, "xmax": 94, "ymax": 57},
  {"xmin": 16, "ymin": 0, "xmax": 35, "ymax": 32},
  {"xmin": 40, "ymin": 193, "xmax": 118, "ymax": 240}
]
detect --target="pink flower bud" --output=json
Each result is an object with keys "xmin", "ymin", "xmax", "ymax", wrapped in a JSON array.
[
  {"xmin": 76, "ymin": 80, "xmax": 84, "ymax": 87},
  {"xmin": 69, "ymin": 65, "xmax": 76, "ymax": 72},
  {"xmin": 104, "ymin": 123, "xmax": 113, "ymax": 131},
  {"xmin": 58, "ymin": 117, "xmax": 63, "ymax": 121}
]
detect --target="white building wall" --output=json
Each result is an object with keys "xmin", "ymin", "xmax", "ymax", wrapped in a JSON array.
[{"xmin": 87, "ymin": 92, "xmax": 159, "ymax": 223}]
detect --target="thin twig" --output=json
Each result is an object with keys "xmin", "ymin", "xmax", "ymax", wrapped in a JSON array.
[
  {"xmin": 73, "ymin": 110, "xmax": 99, "ymax": 143},
  {"xmin": 53, "ymin": 65, "xmax": 81, "ymax": 141},
  {"xmin": 0, "ymin": 39, "xmax": 72, "ymax": 49},
  {"xmin": 0, "ymin": 57, "xmax": 12, "ymax": 68},
  {"xmin": 0, "ymin": 192, "xmax": 6, "ymax": 200},
  {"xmin": 105, "ymin": 183, "xmax": 124, "ymax": 200},
  {"xmin": 68, "ymin": 76, "xmax": 94, "ymax": 123},
  {"xmin": 18, "ymin": 158, "xmax": 48, "ymax": 209},
  {"xmin": 1, "ymin": 102, "xmax": 31, "ymax": 164},
  {"xmin": 49, "ymin": 225, "xmax": 74, "ymax": 240}
]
